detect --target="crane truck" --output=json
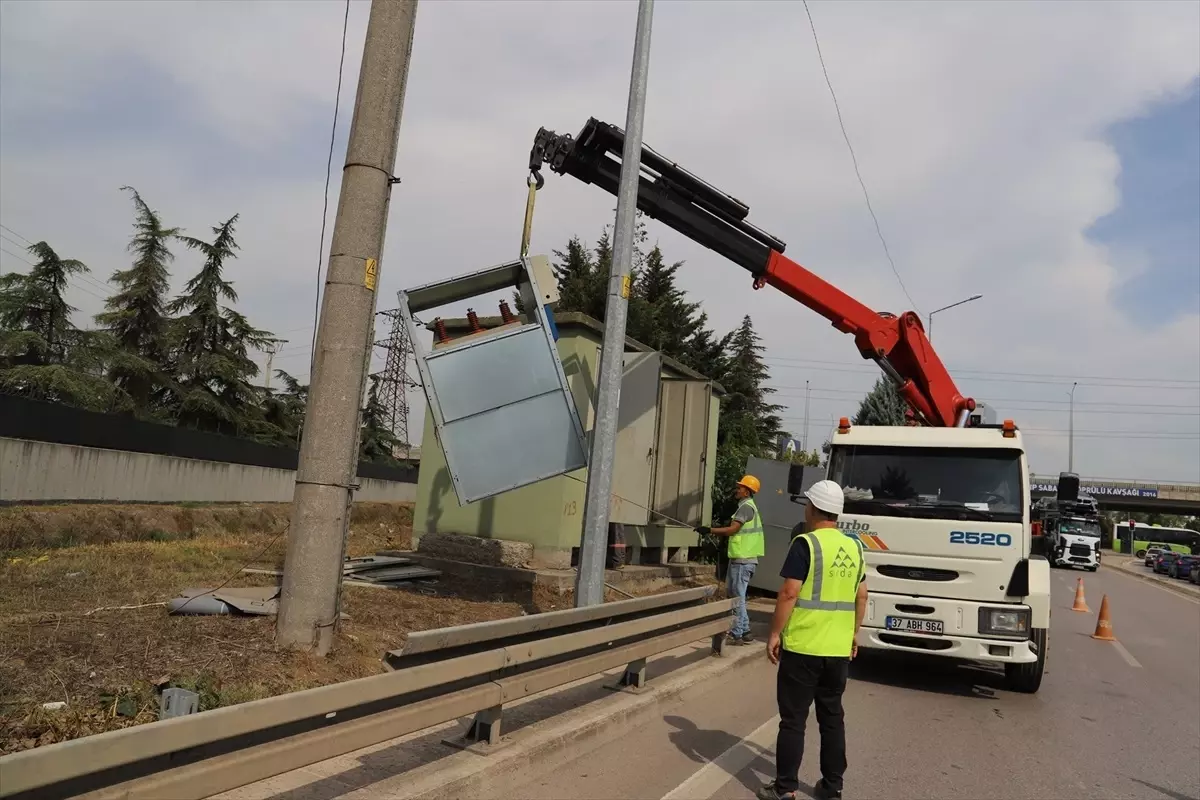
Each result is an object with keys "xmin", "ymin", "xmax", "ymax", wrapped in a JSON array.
[
  {"xmin": 530, "ymin": 119, "xmax": 1050, "ymax": 692},
  {"xmin": 1032, "ymin": 472, "xmax": 1101, "ymax": 571}
]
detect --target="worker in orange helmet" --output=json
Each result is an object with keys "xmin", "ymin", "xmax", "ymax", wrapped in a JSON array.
[{"xmin": 695, "ymin": 474, "xmax": 765, "ymax": 645}]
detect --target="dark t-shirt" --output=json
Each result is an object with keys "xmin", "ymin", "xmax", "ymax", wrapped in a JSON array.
[{"xmin": 780, "ymin": 525, "xmax": 867, "ymax": 584}]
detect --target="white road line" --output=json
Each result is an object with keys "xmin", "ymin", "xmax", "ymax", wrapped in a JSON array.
[
  {"xmin": 1112, "ymin": 640, "xmax": 1143, "ymax": 669},
  {"xmin": 661, "ymin": 714, "xmax": 780, "ymax": 800}
]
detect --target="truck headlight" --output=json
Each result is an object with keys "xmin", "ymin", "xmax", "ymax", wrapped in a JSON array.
[{"xmin": 978, "ymin": 607, "xmax": 1030, "ymax": 637}]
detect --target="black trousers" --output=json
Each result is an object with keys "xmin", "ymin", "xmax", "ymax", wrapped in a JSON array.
[{"xmin": 775, "ymin": 649, "xmax": 849, "ymax": 794}]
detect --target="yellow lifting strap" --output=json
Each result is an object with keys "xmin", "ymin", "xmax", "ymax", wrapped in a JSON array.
[{"xmin": 520, "ymin": 173, "xmax": 538, "ymax": 258}]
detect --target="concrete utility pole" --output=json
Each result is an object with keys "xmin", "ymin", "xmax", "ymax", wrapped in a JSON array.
[
  {"xmin": 277, "ymin": 0, "xmax": 418, "ymax": 654},
  {"xmin": 575, "ymin": 0, "xmax": 655, "ymax": 608}
]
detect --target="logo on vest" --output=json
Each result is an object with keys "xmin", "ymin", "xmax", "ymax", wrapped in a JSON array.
[{"xmin": 829, "ymin": 546, "xmax": 856, "ymax": 578}]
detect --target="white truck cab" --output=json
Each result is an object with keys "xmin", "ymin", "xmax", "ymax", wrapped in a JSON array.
[
  {"xmin": 1046, "ymin": 516, "xmax": 1101, "ymax": 571},
  {"xmin": 824, "ymin": 420, "xmax": 1050, "ymax": 693}
]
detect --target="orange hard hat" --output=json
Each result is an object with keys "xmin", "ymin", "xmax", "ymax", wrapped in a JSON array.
[{"xmin": 737, "ymin": 475, "xmax": 761, "ymax": 494}]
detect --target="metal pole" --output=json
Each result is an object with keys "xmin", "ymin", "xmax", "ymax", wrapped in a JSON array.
[
  {"xmin": 927, "ymin": 294, "xmax": 982, "ymax": 343},
  {"xmin": 802, "ymin": 380, "xmax": 810, "ymax": 454},
  {"xmin": 1068, "ymin": 381, "xmax": 1077, "ymax": 473},
  {"xmin": 575, "ymin": 0, "xmax": 654, "ymax": 608},
  {"xmin": 277, "ymin": 0, "xmax": 418, "ymax": 654},
  {"xmin": 263, "ymin": 340, "xmax": 286, "ymax": 391}
]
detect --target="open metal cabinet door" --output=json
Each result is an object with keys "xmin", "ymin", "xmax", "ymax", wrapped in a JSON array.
[
  {"xmin": 398, "ymin": 256, "xmax": 588, "ymax": 505},
  {"xmin": 609, "ymin": 352, "xmax": 662, "ymax": 525},
  {"xmin": 650, "ymin": 380, "xmax": 713, "ymax": 528}
]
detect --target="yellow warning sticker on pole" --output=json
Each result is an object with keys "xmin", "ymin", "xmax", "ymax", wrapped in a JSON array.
[
  {"xmin": 621, "ymin": 274, "xmax": 631, "ymax": 299},
  {"xmin": 364, "ymin": 258, "xmax": 378, "ymax": 291}
]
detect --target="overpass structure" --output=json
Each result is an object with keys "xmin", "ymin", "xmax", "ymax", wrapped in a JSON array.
[{"xmin": 1030, "ymin": 475, "xmax": 1200, "ymax": 516}]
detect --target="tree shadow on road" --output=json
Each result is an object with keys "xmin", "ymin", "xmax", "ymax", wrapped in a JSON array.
[
  {"xmin": 663, "ymin": 715, "xmax": 814, "ymax": 798},
  {"xmin": 849, "ymin": 649, "xmax": 1005, "ymax": 699}
]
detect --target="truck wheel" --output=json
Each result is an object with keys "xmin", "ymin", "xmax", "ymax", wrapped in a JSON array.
[
  {"xmin": 1136, "ymin": 549, "xmax": 1147, "ymax": 558},
  {"xmin": 1005, "ymin": 628, "xmax": 1047, "ymax": 694},
  {"xmin": 1087, "ymin": 565, "xmax": 1098, "ymax": 572}
]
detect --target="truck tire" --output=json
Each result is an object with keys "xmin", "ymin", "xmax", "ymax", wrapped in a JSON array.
[
  {"xmin": 1087, "ymin": 565, "xmax": 1098, "ymax": 572},
  {"xmin": 1005, "ymin": 627, "xmax": 1047, "ymax": 694},
  {"xmin": 1136, "ymin": 549, "xmax": 1147, "ymax": 558}
]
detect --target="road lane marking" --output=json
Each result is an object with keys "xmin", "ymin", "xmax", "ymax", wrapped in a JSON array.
[
  {"xmin": 661, "ymin": 714, "xmax": 780, "ymax": 800},
  {"xmin": 1112, "ymin": 640, "xmax": 1142, "ymax": 669}
]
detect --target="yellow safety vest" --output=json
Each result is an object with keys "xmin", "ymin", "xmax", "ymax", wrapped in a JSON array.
[
  {"xmin": 727, "ymin": 498, "xmax": 765, "ymax": 560},
  {"xmin": 781, "ymin": 527, "xmax": 864, "ymax": 657}
]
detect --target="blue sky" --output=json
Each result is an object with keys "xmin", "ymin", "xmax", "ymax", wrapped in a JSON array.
[{"xmin": 1090, "ymin": 78, "xmax": 1200, "ymax": 324}]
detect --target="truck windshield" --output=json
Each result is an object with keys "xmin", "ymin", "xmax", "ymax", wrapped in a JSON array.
[
  {"xmin": 828, "ymin": 445, "xmax": 1024, "ymax": 522},
  {"xmin": 1060, "ymin": 519, "xmax": 1100, "ymax": 538}
]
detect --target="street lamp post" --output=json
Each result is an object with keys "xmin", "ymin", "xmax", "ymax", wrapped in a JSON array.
[
  {"xmin": 1069, "ymin": 381, "xmax": 1078, "ymax": 473},
  {"xmin": 927, "ymin": 294, "xmax": 983, "ymax": 342}
]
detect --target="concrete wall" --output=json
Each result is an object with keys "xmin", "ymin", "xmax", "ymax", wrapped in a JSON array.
[
  {"xmin": 0, "ymin": 437, "xmax": 416, "ymax": 504},
  {"xmin": 412, "ymin": 314, "xmax": 722, "ymax": 567}
]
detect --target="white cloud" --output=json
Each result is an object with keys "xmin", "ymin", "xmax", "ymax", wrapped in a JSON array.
[{"xmin": 1, "ymin": 0, "xmax": 1197, "ymax": 482}]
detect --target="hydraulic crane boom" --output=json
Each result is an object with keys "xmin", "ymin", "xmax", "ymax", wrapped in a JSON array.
[{"xmin": 529, "ymin": 117, "xmax": 976, "ymax": 428}]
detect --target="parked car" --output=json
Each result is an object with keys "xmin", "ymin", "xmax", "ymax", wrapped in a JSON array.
[
  {"xmin": 1191, "ymin": 564, "xmax": 1200, "ymax": 585},
  {"xmin": 1144, "ymin": 545, "xmax": 1168, "ymax": 567},
  {"xmin": 1154, "ymin": 552, "xmax": 1181, "ymax": 575},
  {"xmin": 1168, "ymin": 553, "xmax": 1199, "ymax": 580}
]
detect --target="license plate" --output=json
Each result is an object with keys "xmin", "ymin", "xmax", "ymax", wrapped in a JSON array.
[{"xmin": 885, "ymin": 616, "xmax": 944, "ymax": 635}]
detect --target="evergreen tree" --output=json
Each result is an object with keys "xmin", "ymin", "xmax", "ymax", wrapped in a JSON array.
[
  {"xmin": 263, "ymin": 370, "xmax": 308, "ymax": 447},
  {"xmin": 853, "ymin": 377, "xmax": 907, "ymax": 426},
  {"xmin": 359, "ymin": 374, "xmax": 400, "ymax": 463},
  {"xmin": 717, "ymin": 315, "xmax": 784, "ymax": 453},
  {"xmin": 679, "ymin": 310, "xmax": 726, "ymax": 380},
  {"xmin": 629, "ymin": 244, "xmax": 701, "ymax": 357},
  {"xmin": 0, "ymin": 242, "xmax": 88, "ymax": 366},
  {"xmin": 0, "ymin": 242, "xmax": 127, "ymax": 410},
  {"xmin": 168, "ymin": 214, "xmax": 277, "ymax": 436},
  {"xmin": 96, "ymin": 187, "xmax": 179, "ymax": 412}
]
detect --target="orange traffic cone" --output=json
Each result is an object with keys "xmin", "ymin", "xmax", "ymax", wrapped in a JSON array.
[
  {"xmin": 1071, "ymin": 578, "xmax": 1089, "ymax": 613},
  {"xmin": 1091, "ymin": 595, "xmax": 1117, "ymax": 642}
]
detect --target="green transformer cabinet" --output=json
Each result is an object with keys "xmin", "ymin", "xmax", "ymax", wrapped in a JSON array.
[{"xmin": 412, "ymin": 311, "xmax": 724, "ymax": 569}]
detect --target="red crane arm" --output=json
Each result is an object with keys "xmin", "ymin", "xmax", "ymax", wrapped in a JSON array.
[
  {"xmin": 529, "ymin": 117, "xmax": 975, "ymax": 427},
  {"xmin": 759, "ymin": 251, "xmax": 972, "ymax": 427}
]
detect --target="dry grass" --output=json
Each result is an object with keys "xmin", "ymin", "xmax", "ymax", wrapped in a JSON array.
[
  {"xmin": 0, "ymin": 502, "xmax": 717, "ymax": 754},
  {"xmin": 0, "ymin": 502, "xmax": 523, "ymax": 753}
]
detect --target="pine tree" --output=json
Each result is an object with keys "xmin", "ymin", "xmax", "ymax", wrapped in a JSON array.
[
  {"xmin": 359, "ymin": 374, "xmax": 400, "ymax": 463},
  {"xmin": 263, "ymin": 370, "xmax": 308, "ymax": 447},
  {"xmin": 718, "ymin": 315, "xmax": 784, "ymax": 452},
  {"xmin": 0, "ymin": 242, "xmax": 88, "ymax": 366},
  {"xmin": 853, "ymin": 377, "xmax": 907, "ymax": 426},
  {"xmin": 0, "ymin": 242, "xmax": 126, "ymax": 410},
  {"xmin": 168, "ymin": 214, "xmax": 277, "ymax": 436},
  {"xmin": 550, "ymin": 235, "xmax": 606, "ymax": 320},
  {"xmin": 96, "ymin": 187, "xmax": 179, "ymax": 412},
  {"xmin": 630, "ymin": 244, "xmax": 701, "ymax": 357}
]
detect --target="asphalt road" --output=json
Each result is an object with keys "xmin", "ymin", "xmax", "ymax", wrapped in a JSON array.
[{"xmin": 481, "ymin": 565, "xmax": 1200, "ymax": 800}]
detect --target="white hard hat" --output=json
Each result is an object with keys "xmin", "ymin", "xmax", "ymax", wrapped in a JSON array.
[{"xmin": 804, "ymin": 480, "xmax": 845, "ymax": 516}]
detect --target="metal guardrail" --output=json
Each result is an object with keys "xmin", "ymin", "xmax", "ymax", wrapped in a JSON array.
[{"xmin": 1, "ymin": 587, "xmax": 731, "ymax": 800}]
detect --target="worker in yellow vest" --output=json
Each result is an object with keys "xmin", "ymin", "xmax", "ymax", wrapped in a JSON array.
[
  {"xmin": 758, "ymin": 480, "xmax": 866, "ymax": 800},
  {"xmin": 695, "ymin": 474, "xmax": 764, "ymax": 645}
]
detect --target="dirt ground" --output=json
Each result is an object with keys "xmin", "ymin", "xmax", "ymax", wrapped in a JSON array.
[
  {"xmin": 0, "ymin": 502, "xmax": 527, "ymax": 753},
  {"xmin": 0, "ymin": 502, "xmax": 713, "ymax": 754}
]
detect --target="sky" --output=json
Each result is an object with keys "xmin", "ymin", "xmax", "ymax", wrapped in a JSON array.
[{"xmin": 1, "ymin": 0, "xmax": 1198, "ymax": 483}]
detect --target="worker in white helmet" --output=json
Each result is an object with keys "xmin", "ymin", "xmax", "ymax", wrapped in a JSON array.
[{"xmin": 758, "ymin": 479, "xmax": 867, "ymax": 800}]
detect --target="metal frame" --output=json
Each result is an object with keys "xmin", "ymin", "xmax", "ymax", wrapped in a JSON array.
[
  {"xmin": 397, "ymin": 256, "xmax": 589, "ymax": 505},
  {"xmin": 1, "ymin": 589, "xmax": 731, "ymax": 800}
]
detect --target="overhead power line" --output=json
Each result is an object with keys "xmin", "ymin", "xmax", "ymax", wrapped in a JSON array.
[
  {"xmin": 310, "ymin": 0, "xmax": 352, "ymax": 361},
  {"xmin": 0, "ymin": 224, "xmax": 33, "ymax": 245},
  {"xmin": 801, "ymin": 0, "xmax": 920, "ymax": 316},
  {"xmin": 765, "ymin": 354, "xmax": 1200, "ymax": 386}
]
